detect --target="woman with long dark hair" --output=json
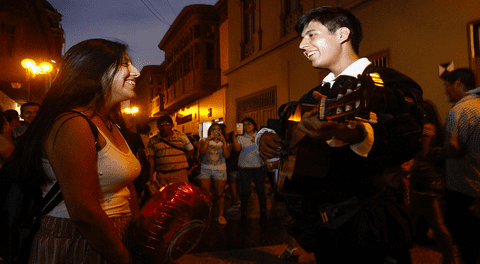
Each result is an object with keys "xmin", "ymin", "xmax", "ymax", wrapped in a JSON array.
[
  {"xmin": 233, "ymin": 118, "xmax": 267, "ymax": 219},
  {"xmin": 8, "ymin": 39, "xmax": 142, "ymax": 263}
]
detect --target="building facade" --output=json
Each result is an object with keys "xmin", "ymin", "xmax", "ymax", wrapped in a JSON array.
[{"xmin": 135, "ymin": 3, "xmax": 227, "ymax": 137}]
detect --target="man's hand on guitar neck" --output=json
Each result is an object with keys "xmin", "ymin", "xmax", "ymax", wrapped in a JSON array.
[
  {"xmin": 298, "ymin": 111, "xmax": 366, "ymax": 143},
  {"xmin": 258, "ymin": 132, "xmax": 282, "ymax": 160},
  {"xmin": 298, "ymin": 91, "xmax": 366, "ymax": 144}
]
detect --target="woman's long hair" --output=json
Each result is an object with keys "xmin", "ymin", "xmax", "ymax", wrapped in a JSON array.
[{"xmin": 9, "ymin": 39, "xmax": 128, "ymax": 185}]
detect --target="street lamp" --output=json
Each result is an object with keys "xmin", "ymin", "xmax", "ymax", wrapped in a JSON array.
[
  {"xmin": 123, "ymin": 106, "xmax": 139, "ymax": 128},
  {"xmin": 124, "ymin": 107, "xmax": 139, "ymax": 114},
  {"xmin": 21, "ymin": 58, "xmax": 53, "ymax": 102}
]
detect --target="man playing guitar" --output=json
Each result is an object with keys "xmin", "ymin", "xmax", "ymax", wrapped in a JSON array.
[{"xmin": 257, "ymin": 6, "xmax": 424, "ymax": 264}]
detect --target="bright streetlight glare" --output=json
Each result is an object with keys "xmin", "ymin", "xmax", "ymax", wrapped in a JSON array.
[
  {"xmin": 39, "ymin": 62, "xmax": 53, "ymax": 74},
  {"xmin": 21, "ymin": 59, "xmax": 53, "ymax": 75},
  {"xmin": 123, "ymin": 107, "xmax": 139, "ymax": 114},
  {"xmin": 21, "ymin": 59, "xmax": 36, "ymax": 69}
]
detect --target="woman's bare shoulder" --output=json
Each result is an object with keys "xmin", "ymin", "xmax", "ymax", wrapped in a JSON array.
[{"xmin": 45, "ymin": 111, "xmax": 96, "ymax": 152}]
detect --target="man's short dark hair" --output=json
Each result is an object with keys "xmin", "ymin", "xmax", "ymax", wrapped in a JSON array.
[
  {"xmin": 441, "ymin": 68, "xmax": 477, "ymax": 91},
  {"xmin": 20, "ymin": 102, "xmax": 40, "ymax": 115},
  {"xmin": 157, "ymin": 115, "xmax": 173, "ymax": 126},
  {"xmin": 295, "ymin": 6, "xmax": 363, "ymax": 54}
]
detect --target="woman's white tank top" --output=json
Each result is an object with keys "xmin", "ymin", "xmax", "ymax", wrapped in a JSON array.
[{"xmin": 42, "ymin": 126, "xmax": 140, "ymax": 218}]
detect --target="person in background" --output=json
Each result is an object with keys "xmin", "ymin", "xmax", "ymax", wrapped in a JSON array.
[
  {"xmin": 136, "ymin": 124, "xmax": 151, "ymax": 150},
  {"xmin": 147, "ymin": 116, "xmax": 194, "ymax": 187},
  {"xmin": 233, "ymin": 117, "xmax": 267, "ymax": 219},
  {"xmin": 408, "ymin": 99, "xmax": 461, "ymax": 264},
  {"xmin": 226, "ymin": 131, "xmax": 241, "ymax": 212},
  {"xmin": 441, "ymin": 68, "xmax": 480, "ymax": 264},
  {"xmin": 0, "ymin": 111, "xmax": 15, "ymax": 169},
  {"xmin": 258, "ymin": 6, "xmax": 424, "ymax": 263},
  {"xmin": 197, "ymin": 123, "xmax": 230, "ymax": 225},
  {"xmin": 192, "ymin": 134, "xmax": 200, "ymax": 149},
  {"xmin": 131, "ymin": 124, "xmax": 152, "ymax": 205},
  {"xmin": 4, "ymin": 109, "xmax": 22, "ymax": 128},
  {"xmin": 13, "ymin": 102, "xmax": 40, "ymax": 141},
  {"xmin": 185, "ymin": 135, "xmax": 200, "ymax": 185},
  {"xmin": 7, "ymin": 38, "xmax": 142, "ymax": 263}
]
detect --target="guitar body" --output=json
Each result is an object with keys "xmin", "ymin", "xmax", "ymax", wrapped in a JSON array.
[
  {"xmin": 276, "ymin": 73, "xmax": 386, "ymax": 194},
  {"xmin": 277, "ymin": 106, "xmax": 331, "ymax": 193}
]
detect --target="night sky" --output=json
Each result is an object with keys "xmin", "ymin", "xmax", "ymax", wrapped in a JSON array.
[{"xmin": 47, "ymin": 0, "xmax": 218, "ymax": 71}]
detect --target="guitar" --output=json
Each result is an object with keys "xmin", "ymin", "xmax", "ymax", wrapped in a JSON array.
[{"xmin": 275, "ymin": 72, "xmax": 386, "ymax": 193}]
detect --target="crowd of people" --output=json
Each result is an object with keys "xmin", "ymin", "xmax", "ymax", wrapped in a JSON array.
[{"xmin": 1, "ymin": 5, "xmax": 480, "ymax": 264}]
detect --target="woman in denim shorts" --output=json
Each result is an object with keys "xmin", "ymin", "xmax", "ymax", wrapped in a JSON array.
[{"xmin": 198, "ymin": 123, "xmax": 231, "ymax": 225}]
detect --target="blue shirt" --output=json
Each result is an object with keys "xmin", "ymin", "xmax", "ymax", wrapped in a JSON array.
[{"xmin": 237, "ymin": 132, "xmax": 264, "ymax": 168}]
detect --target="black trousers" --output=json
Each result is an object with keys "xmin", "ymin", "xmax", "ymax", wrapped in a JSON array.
[{"xmin": 239, "ymin": 167, "xmax": 267, "ymax": 215}]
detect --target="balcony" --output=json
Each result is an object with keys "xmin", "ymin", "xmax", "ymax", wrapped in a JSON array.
[{"xmin": 163, "ymin": 68, "xmax": 220, "ymax": 111}]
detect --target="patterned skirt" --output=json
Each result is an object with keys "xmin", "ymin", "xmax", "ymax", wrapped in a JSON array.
[{"xmin": 28, "ymin": 215, "xmax": 132, "ymax": 264}]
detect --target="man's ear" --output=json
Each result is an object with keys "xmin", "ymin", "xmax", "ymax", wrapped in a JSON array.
[
  {"xmin": 337, "ymin": 27, "xmax": 351, "ymax": 44},
  {"xmin": 454, "ymin": 79, "xmax": 467, "ymax": 92}
]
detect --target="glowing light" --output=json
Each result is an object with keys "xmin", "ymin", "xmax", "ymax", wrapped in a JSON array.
[
  {"xmin": 39, "ymin": 62, "xmax": 53, "ymax": 74},
  {"xmin": 288, "ymin": 105, "xmax": 303, "ymax": 122},
  {"xmin": 124, "ymin": 107, "xmax": 139, "ymax": 114},
  {"xmin": 21, "ymin": 59, "xmax": 36, "ymax": 69},
  {"xmin": 21, "ymin": 59, "xmax": 53, "ymax": 75}
]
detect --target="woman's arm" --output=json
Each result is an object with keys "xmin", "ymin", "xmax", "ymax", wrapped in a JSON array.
[
  {"xmin": 219, "ymin": 134, "xmax": 230, "ymax": 158},
  {"xmin": 416, "ymin": 123, "xmax": 435, "ymax": 160},
  {"xmin": 45, "ymin": 115, "xmax": 140, "ymax": 264},
  {"xmin": 233, "ymin": 134, "xmax": 242, "ymax": 152},
  {"xmin": 199, "ymin": 136, "xmax": 213, "ymax": 155}
]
